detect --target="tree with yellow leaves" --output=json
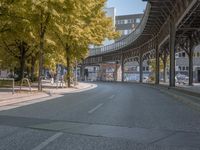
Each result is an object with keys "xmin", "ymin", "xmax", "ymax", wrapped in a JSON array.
[
  {"xmin": 53, "ymin": 0, "xmax": 119, "ymax": 87},
  {"xmin": 0, "ymin": 0, "xmax": 118, "ymax": 89}
]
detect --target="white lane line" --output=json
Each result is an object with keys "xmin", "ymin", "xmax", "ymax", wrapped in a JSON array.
[
  {"xmin": 88, "ymin": 103, "xmax": 104, "ymax": 114},
  {"xmin": 32, "ymin": 132, "xmax": 63, "ymax": 150},
  {"xmin": 109, "ymin": 95, "xmax": 115, "ymax": 99}
]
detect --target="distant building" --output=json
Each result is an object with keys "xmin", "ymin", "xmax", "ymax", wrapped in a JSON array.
[
  {"xmin": 102, "ymin": 7, "xmax": 116, "ymax": 46},
  {"xmin": 105, "ymin": 7, "xmax": 116, "ymax": 27},
  {"xmin": 176, "ymin": 45, "xmax": 200, "ymax": 83},
  {"xmin": 115, "ymin": 14, "xmax": 143, "ymax": 40},
  {"xmin": 114, "ymin": 14, "xmax": 200, "ymax": 83},
  {"xmin": 87, "ymin": 13, "xmax": 144, "ymax": 81},
  {"xmin": 86, "ymin": 7, "xmax": 117, "ymax": 80}
]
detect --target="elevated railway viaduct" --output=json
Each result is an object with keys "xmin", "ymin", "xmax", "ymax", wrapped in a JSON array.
[{"xmin": 83, "ymin": 0, "xmax": 200, "ymax": 87}]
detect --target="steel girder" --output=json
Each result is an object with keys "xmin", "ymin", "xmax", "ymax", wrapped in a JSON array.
[{"xmin": 84, "ymin": 0, "xmax": 199, "ymax": 65}]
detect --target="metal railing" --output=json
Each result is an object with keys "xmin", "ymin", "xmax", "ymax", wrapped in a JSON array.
[
  {"xmin": 20, "ymin": 78, "xmax": 32, "ymax": 92},
  {"xmin": 0, "ymin": 78, "xmax": 15, "ymax": 94},
  {"xmin": 89, "ymin": 3, "xmax": 151, "ymax": 56}
]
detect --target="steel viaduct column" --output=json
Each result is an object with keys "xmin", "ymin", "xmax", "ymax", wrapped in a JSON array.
[
  {"xmin": 121, "ymin": 55, "xmax": 124, "ymax": 82},
  {"xmin": 80, "ymin": 65, "xmax": 85, "ymax": 81},
  {"xmin": 155, "ymin": 44, "xmax": 160, "ymax": 85},
  {"xmin": 139, "ymin": 52, "xmax": 143, "ymax": 83},
  {"xmin": 163, "ymin": 50, "xmax": 167, "ymax": 83},
  {"xmin": 189, "ymin": 38, "xmax": 194, "ymax": 86},
  {"xmin": 169, "ymin": 15, "xmax": 176, "ymax": 87},
  {"xmin": 114, "ymin": 61, "xmax": 118, "ymax": 81}
]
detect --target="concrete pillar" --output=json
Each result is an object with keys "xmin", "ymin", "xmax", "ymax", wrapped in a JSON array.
[
  {"xmin": 169, "ymin": 16, "xmax": 176, "ymax": 87},
  {"xmin": 114, "ymin": 62, "xmax": 122, "ymax": 82},
  {"xmin": 99, "ymin": 64, "xmax": 105, "ymax": 81},
  {"xmin": 189, "ymin": 39, "xmax": 194, "ymax": 86},
  {"xmin": 139, "ymin": 53, "xmax": 143, "ymax": 83},
  {"xmin": 155, "ymin": 45, "xmax": 160, "ymax": 84}
]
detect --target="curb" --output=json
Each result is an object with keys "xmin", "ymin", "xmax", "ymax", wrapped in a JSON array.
[
  {"xmin": 136, "ymin": 83, "xmax": 200, "ymax": 112},
  {"xmin": 43, "ymin": 83, "xmax": 97, "ymax": 95}
]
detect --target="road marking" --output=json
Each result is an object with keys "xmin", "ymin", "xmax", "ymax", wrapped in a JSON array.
[
  {"xmin": 88, "ymin": 103, "xmax": 103, "ymax": 114},
  {"xmin": 32, "ymin": 132, "xmax": 63, "ymax": 150},
  {"xmin": 109, "ymin": 95, "xmax": 115, "ymax": 99}
]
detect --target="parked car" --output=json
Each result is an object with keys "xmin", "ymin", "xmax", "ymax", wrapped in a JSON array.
[
  {"xmin": 175, "ymin": 74, "xmax": 189, "ymax": 84},
  {"xmin": 143, "ymin": 76, "xmax": 149, "ymax": 83}
]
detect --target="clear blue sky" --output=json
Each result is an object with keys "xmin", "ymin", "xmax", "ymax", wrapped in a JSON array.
[{"xmin": 106, "ymin": 0, "xmax": 147, "ymax": 15}]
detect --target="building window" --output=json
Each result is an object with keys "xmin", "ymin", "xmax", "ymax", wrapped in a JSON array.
[
  {"xmin": 119, "ymin": 30, "xmax": 123, "ymax": 35},
  {"xmin": 117, "ymin": 20, "xmax": 124, "ymax": 24},
  {"xmin": 128, "ymin": 19, "xmax": 134, "ymax": 23},
  {"xmin": 136, "ymin": 18, "xmax": 141, "ymax": 23},
  {"xmin": 182, "ymin": 66, "xmax": 185, "ymax": 71},
  {"xmin": 143, "ymin": 67, "xmax": 145, "ymax": 71},
  {"xmin": 186, "ymin": 66, "xmax": 189, "ymax": 71},
  {"xmin": 124, "ymin": 19, "xmax": 128, "ymax": 24},
  {"xmin": 127, "ymin": 29, "xmax": 132, "ymax": 34},
  {"xmin": 120, "ymin": 20, "xmax": 125, "ymax": 24},
  {"xmin": 179, "ymin": 53, "xmax": 182, "ymax": 57},
  {"xmin": 179, "ymin": 66, "xmax": 181, "ymax": 71},
  {"xmin": 194, "ymin": 52, "xmax": 196, "ymax": 57},
  {"xmin": 146, "ymin": 66, "xmax": 149, "ymax": 71},
  {"xmin": 123, "ymin": 30, "xmax": 126, "ymax": 35},
  {"xmin": 197, "ymin": 52, "xmax": 200, "ymax": 57},
  {"xmin": 182, "ymin": 52, "xmax": 186, "ymax": 57}
]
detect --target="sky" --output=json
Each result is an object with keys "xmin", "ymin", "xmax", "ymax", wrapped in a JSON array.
[{"xmin": 106, "ymin": 0, "xmax": 147, "ymax": 15}]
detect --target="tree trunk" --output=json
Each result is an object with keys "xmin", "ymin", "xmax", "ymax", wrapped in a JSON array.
[
  {"xmin": 19, "ymin": 45, "xmax": 26, "ymax": 81},
  {"xmin": 31, "ymin": 56, "xmax": 36, "ymax": 81},
  {"xmin": 19, "ymin": 56, "xmax": 25, "ymax": 80},
  {"xmin": 66, "ymin": 45, "xmax": 71, "ymax": 88},
  {"xmin": 38, "ymin": 38, "xmax": 44, "ymax": 91}
]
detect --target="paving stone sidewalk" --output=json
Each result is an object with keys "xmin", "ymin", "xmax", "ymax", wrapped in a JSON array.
[{"xmin": 0, "ymin": 82, "xmax": 97, "ymax": 110}]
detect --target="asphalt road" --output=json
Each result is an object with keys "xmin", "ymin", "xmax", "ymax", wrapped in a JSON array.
[{"xmin": 0, "ymin": 82, "xmax": 200, "ymax": 150}]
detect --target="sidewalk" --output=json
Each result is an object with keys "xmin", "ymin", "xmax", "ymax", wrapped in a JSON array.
[
  {"xmin": 0, "ymin": 82, "xmax": 97, "ymax": 111},
  {"xmin": 176, "ymin": 83, "xmax": 200, "ymax": 93},
  {"xmin": 140, "ymin": 82, "xmax": 200, "ymax": 111},
  {"xmin": 159, "ymin": 82, "xmax": 200, "ymax": 96}
]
